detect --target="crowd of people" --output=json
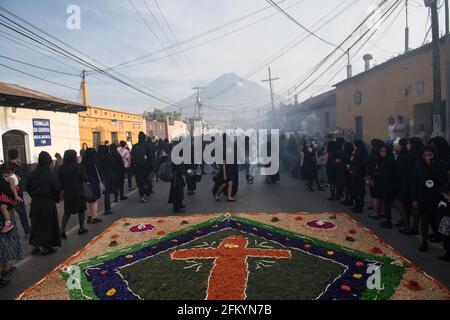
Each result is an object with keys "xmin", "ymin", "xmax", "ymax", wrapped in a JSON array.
[
  {"xmin": 0, "ymin": 132, "xmax": 187, "ymax": 288},
  {"xmin": 280, "ymin": 132, "xmax": 450, "ymax": 263},
  {"xmin": 1, "ymin": 128, "xmax": 450, "ymax": 289}
]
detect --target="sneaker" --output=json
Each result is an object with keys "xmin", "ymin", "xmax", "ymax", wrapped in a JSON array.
[
  {"xmin": 104, "ymin": 211, "xmax": 113, "ymax": 215},
  {"xmin": 78, "ymin": 229, "xmax": 89, "ymax": 235},
  {"xmin": 140, "ymin": 198, "xmax": 147, "ymax": 203},
  {"xmin": 1, "ymin": 224, "xmax": 13, "ymax": 234},
  {"xmin": 92, "ymin": 218, "xmax": 103, "ymax": 224},
  {"xmin": 87, "ymin": 216, "xmax": 93, "ymax": 224}
]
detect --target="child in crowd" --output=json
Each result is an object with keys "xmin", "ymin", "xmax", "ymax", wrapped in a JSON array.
[{"xmin": 0, "ymin": 162, "xmax": 23, "ymax": 233}]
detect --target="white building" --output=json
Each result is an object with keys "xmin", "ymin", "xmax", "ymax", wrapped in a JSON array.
[{"xmin": 0, "ymin": 82, "xmax": 86, "ymax": 165}]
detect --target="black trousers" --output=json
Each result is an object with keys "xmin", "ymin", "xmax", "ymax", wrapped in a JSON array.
[
  {"xmin": 126, "ymin": 167, "xmax": 132, "ymax": 189},
  {"xmin": 61, "ymin": 210, "xmax": 85, "ymax": 232},
  {"xmin": 135, "ymin": 165, "xmax": 149, "ymax": 198},
  {"xmin": 419, "ymin": 202, "xmax": 440, "ymax": 243},
  {"xmin": 118, "ymin": 172, "xmax": 125, "ymax": 198},
  {"xmin": 104, "ymin": 186, "xmax": 115, "ymax": 212}
]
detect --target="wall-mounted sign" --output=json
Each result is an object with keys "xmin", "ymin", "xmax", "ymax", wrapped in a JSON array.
[
  {"xmin": 416, "ymin": 81, "xmax": 425, "ymax": 96},
  {"xmin": 32, "ymin": 118, "xmax": 51, "ymax": 147},
  {"xmin": 354, "ymin": 90, "xmax": 362, "ymax": 105}
]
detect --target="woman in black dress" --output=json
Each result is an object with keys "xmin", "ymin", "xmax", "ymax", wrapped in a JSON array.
[
  {"xmin": 326, "ymin": 141, "xmax": 338, "ymax": 201},
  {"xmin": 350, "ymin": 140, "xmax": 368, "ymax": 213},
  {"xmin": 339, "ymin": 142, "xmax": 354, "ymax": 205},
  {"xmin": 81, "ymin": 148, "xmax": 102, "ymax": 224},
  {"xmin": 58, "ymin": 150, "xmax": 88, "ymax": 239},
  {"xmin": 26, "ymin": 151, "xmax": 61, "ymax": 255},
  {"xmin": 300, "ymin": 139, "xmax": 323, "ymax": 191},
  {"xmin": 97, "ymin": 145, "xmax": 118, "ymax": 215}
]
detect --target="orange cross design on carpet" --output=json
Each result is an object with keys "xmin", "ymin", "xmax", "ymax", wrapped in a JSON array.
[{"xmin": 171, "ymin": 235, "xmax": 292, "ymax": 300}]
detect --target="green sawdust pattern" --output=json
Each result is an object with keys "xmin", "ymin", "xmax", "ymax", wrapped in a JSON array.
[{"xmin": 62, "ymin": 215, "xmax": 406, "ymax": 300}]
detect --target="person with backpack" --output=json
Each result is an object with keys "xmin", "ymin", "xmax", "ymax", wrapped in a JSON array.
[{"xmin": 132, "ymin": 132, "xmax": 151, "ymax": 203}]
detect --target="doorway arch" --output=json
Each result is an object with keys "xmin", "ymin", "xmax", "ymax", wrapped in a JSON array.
[{"xmin": 2, "ymin": 130, "xmax": 27, "ymax": 163}]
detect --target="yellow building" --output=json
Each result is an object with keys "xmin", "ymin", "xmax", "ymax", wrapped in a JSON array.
[
  {"xmin": 78, "ymin": 106, "xmax": 144, "ymax": 148},
  {"xmin": 78, "ymin": 76, "xmax": 145, "ymax": 148},
  {"xmin": 334, "ymin": 38, "xmax": 449, "ymax": 143}
]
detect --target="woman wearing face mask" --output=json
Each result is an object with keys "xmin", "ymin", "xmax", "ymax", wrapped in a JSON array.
[
  {"xmin": 300, "ymin": 139, "xmax": 324, "ymax": 192},
  {"xmin": 412, "ymin": 147, "xmax": 448, "ymax": 252}
]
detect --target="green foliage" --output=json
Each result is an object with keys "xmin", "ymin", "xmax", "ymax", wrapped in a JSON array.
[{"xmin": 144, "ymin": 109, "xmax": 182, "ymax": 121}]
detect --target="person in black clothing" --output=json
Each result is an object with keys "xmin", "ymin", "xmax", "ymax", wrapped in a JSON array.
[
  {"xmin": 185, "ymin": 142, "xmax": 198, "ymax": 196},
  {"xmin": 97, "ymin": 145, "xmax": 118, "ymax": 215},
  {"xmin": 145, "ymin": 137, "xmax": 156, "ymax": 196},
  {"xmin": 80, "ymin": 148, "xmax": 102, "ymax": 224},
  {"xmin": 338, "ymin": 142, "xmax": 354, "ymax": 205},
  {"xmin": 110, "ymin": 143, "xmax": 128, "ymax": 201},
  {"xmin": 350, "ymin": 140, "xmax": 368, "ymax": 213},
  {"xmin": 326, "ymin": 140, "xmax": 339, "ymax": 201},
  {"xmin": 377, "ymin": 145, "xmax": 396, "ymax": 229},
  {"xmin": 58, "ymin": 150, "xmax": 88, "ymax": 239},
  {"xmin": 412, "ymin": 147, "xmax": 448, "ymax": 251},
  {"xmin": 430, "ymin": 136, "xmax": 450, "ymax": 176},
  {"xmin": 132, "ymin": 132, "xmax": 152, "ymax": 203},
  {"xmin": 367, "ymin": 139, "xmax": 386, "ymax": 217},
  {"xmin": 334, "ymin": 138, "xmax": 346, "ymax": 200},
  {"xmin": 300, "ymin": 139, "xmax": 324, "ymax": 191},
  {"xmin": 26, "ymin": 151, "xmax": 61, "ymax": 255},
  {"xmin": 393, "ymin": 138, "xmax": 409, "ymax": 228},
  {"xmin": 166, "ymin": 144, "xmax": 186, "ymax": 213},
  {"xmin": 399, "ymin": 137, "xmax": 425, "ymax": 235}
]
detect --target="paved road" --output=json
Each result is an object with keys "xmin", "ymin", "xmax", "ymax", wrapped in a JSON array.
[{"xmin": 1, "ymin": 169, "xmax": 449, "ymax": 300}]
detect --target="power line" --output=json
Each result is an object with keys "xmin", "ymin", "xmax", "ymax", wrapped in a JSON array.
[
  {"xmin": 265, "ymin": 0, "xmax": 342, "ymax": 49},
  {"xmin": 0, "ymin": 54, "xmax": 79, "ymax": 76},
  {"xmin": 0, "ymin": 7, "xmax": 182, "ymax": 107},
  {"xmin": 100, "ymin": 0, "xmax": 306, "ymax": 72},
  {"xmin": 0, "ymin": 62, "xmax": 79, "ymax": 91},
  {"xmin": 152, "ymin": 0, "xmax": 200, "ymax": 82}
]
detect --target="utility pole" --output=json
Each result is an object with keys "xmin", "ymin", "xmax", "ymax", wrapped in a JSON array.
[
  {"xmin": 261, "ymin": 67, "xmax": 279, "ymax": 128},
  {"xmin": 346, "ymin": 49, "xmax": 352, "ymax": 79},
  {"xmin": 445, "ymin": 0, "xmax": 450, "ymax": 141},
  {"xmin": 81, "ymin": 70, "xmax": 88, "ymax": 106},
  {"xmin": 425, "ymin": 0, "xmax": 443, "ymax": 136},
  {"xmin": 405, "ymin": 0, "xmax": 409, "ymax": 52},
  {"xmin": 192, "ymin": 86, "xmax": 206, "ymax": 119}
]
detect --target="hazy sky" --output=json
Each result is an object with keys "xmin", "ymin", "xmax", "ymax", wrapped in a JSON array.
[{"xmin": 0, "ymin": 0, "xmax": 445, "ymax": 113}]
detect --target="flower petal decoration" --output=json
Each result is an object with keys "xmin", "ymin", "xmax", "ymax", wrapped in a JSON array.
[
  {"xmin": 405, "ymin": 280, "xmax": 422, "ymax": 291},
  {"xmin": 306, "ymin": 220, "xmax": 336, "ymax": 230},
  {"xmin": 129, "ymin": 223, "xmax": 155, "ymax": 233}
]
